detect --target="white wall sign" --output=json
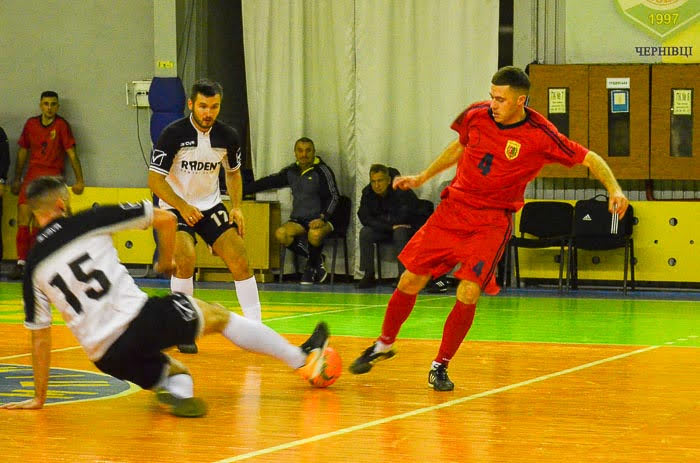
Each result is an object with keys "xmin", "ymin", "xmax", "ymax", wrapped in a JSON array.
[
  {"xmin": 606, "ymin": 77, "xmax": 631, "ymax": 89},
  {"xmin": 672, "ymin": 89, "xmax": 692, "ymax": 115},
  {"xmin": 548, "ymin": 88, "xmax": 568, "ymax": 114}
]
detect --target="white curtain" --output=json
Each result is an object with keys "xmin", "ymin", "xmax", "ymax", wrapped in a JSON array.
[{"xmin": 242, "ymin": 0, "xmax": 499, "ymax": 276}]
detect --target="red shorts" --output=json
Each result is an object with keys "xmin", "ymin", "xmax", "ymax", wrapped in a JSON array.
[
  {"xmin": 18, "ymin": 167, "xmax": 63, "ymax": 204},
  {"xmin": 398, "ymin": 199, "xmax": 512, "ymax": 295}
]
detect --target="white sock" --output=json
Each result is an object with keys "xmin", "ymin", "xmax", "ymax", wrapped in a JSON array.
[
  {"xmin": 431, "ymin": 361, "xmax": 443, "ymax": 369},
  {"xmin": 222, "ymin": 312, "xmax": 305, "ymax": 369},
  {"xmin": 234, "ymin": 276, "xmax": 262, "ymax": 322},
  {"xmin": 375, "ymin": 340, "xmax": 393, "ymax": 353},
  {"xmin": 171, "ymin": 276, "xmax": 194, "ymax": 296},
  {"xmin": 164, "ymin": 373, "xmax": 194, "ymax": 399}
]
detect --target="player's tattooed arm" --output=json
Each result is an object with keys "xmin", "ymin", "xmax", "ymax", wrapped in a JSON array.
[{"xmin": 583, "ymin": 151, "xmax": 629, "ymax": 218}]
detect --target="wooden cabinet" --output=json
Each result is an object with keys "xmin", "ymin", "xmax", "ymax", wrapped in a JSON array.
[
  {"xmin": 588, "ymin": 64, "xmax": 650, "ymax": 179},
  {"xmin": 195, "ymin": 200, "xmax": 281, "ymax": 281},
  {"xmin": 650, "ymin": 64, "xmax": 700, "ymax": 180},
  {"xmin": 529, "ymin": 64, "xmax": 589, "ymax": 178}
]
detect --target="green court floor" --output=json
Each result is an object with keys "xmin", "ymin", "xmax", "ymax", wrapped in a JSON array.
[{"xmin": 1, "ymin": 281, "xmax": 698, "ymax": 348}]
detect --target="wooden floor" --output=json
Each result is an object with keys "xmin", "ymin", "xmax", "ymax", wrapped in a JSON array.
[{"xmin": 0, "ymin": 283, "xmax": 698, "ymax": 462}]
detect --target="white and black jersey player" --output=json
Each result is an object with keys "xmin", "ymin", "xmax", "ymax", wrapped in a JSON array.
[
  {"xmin": 148, "ymin": 79, "xmax": 262, "ymax": 354},
  {"xmin": 0, "ymin": 176, "xmax": 331, "ymax": 417}
]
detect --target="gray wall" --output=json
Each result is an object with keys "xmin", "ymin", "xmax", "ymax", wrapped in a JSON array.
[{"xmin": 0, "ymin": 0, "xmax": 154, "ymax": 188}]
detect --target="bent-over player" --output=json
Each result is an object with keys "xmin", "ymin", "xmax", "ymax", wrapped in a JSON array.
[{"xmin": 0, "ymin": 177, "xmax": 329, "ymax": 417}]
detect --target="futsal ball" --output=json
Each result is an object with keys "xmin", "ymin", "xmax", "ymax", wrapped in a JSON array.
[{"xmin": 308, "ymin": 347, "xmax": 342, "ymax": 388}]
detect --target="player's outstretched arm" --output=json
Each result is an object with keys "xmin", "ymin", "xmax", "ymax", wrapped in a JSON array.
[
  {"xmin": 1, "ymin": 328, "xmax": 51, "ymax": 410},
  {"xmin": 393, "ymin": 139, "xmax": 463, "ymax": 190},
  {"xmin": 582, "ymin": 151, "xmax": 629, "ymax": 218}
]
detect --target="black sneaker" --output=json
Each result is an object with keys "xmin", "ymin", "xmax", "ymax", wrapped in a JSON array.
[
  {"xmin": 427, "ymin": 277, "xmax": 449, "ymax": 293},
  {"xmin": 298, "ymin": 322, "xmax": 330, "ymax": 380},
  {"xmin": 349, "ymin": 342, "xmax": 396, "ymax": 374},
  {"xmin": 156, "ymin": 390, "xmax": 207, "ymax": 417},
  {"xmin": 300, "ymin": 266, "xmax": 315, "ymax": 285},
  {"xmin": 315, "ymin": 255, "xmax": 328, "ymax": 283},
  {"xmin": 356, "ymin": 274, "xmax": 376, "ymax": 289},
  {"xmin": 428, "ymin": 363, "xmax": 454, "ymax": 391},
  {"xmin": 8, "ymin": 263, "xmax": 24, "ymax": 280},
  {"xmin": 177, "ymin": 343, "xmax": 198, "ymax": 354},
  {"xmin": 299, "ymin": 321, "xmax": 330, "ymax": 355}
]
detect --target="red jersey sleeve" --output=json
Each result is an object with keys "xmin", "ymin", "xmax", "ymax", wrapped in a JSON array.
[
  {"xmin": 527, "ymin": 110, "xmax": 588, "ymax": 167},
  {"xmin": 450, "ymin": 102, "xmax": 490, "ymax": 147}
]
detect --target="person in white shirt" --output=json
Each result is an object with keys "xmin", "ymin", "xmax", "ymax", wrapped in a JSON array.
[
  {"xmin": 0, "ymin": 176, "xmax": 330, "ymax": 417},
  {"xmin": 148, "ymin": 79, "xmax": 262, "ymax": 354}
]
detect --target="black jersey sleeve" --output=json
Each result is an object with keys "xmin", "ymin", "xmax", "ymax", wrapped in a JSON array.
[
  {"xmin": 221, "ymin": 124, "xmax": 243, "ymax": 172},
  {"xmin": 149, "ymin": 122, "xmax": 183, "ymax": 175}
]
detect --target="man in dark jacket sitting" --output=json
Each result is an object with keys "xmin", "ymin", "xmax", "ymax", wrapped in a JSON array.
[
  {"xmin": 244, "ymin": 137, "xmax": 340, "ymax": 285},
  {"xmin": 356, "ymin": 164, "xmax": 429, "ymax": 289}
]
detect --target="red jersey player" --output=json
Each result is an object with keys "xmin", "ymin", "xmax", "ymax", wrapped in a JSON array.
[
  {"xmin": 9, "ymin": 91, "xmax": 85, "ymax": 279},
  {"xmin": 350, "ymin": 66, "xmax": 629, "ymax": 391}
]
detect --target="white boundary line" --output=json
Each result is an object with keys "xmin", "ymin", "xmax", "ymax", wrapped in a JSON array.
[
  {"xmin": 262, "ymin": 295, "xmax": 447, "ymax": 322},
  {"xmin": 0, "ymin": 345, "xmax": 82, "ymax": 361},
  {"xmin": 264, "ymin": 304, "xmax": 385, "ymax": 321},
  {"xmin": 212, "ymin": 345, "xmax": 660, "ymax": 463}
]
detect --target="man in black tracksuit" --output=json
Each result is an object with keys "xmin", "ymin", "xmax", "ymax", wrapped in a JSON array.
[{"xmin": 244, "ymin": 137, "xmax": 340, "ymax": 284}]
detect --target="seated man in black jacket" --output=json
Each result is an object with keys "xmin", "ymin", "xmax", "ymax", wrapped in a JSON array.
[
  {"xmin": 356, "ymin": 164, "xmax": 428, "ymax": 289},
  {"xmin": 244, "ymin": 137, "xmax": 340, "ymax": 285}
]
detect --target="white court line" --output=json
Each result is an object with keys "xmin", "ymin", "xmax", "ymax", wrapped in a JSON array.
[
  {"xmin": 212, "ymin": 345, "xmax": 660, "ymax": 463},
  {"xmin": 264, "ymin": 304, "xmax": 384, "ymax": 322},
  {"xmin": 263, "ymin": 295, "xmax": 448, "ymax": 322},
  {"xmin": 0, "ymin": 345, "xmax": 82, "ymax": 361}
]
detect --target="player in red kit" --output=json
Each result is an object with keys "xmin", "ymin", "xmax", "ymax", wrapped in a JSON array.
[
  {"xmin": 350, "ymin": 66, "xmax": 629, "ymax": 391},
  {"xmin": 10, "ymin": 91, "xmax": 85, "ymax": 279}
]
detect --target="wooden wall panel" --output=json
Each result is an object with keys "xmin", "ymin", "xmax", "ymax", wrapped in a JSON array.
[
  {"xmin": 529, "ymin": 64, "xmax": 589, "ymax": 178},
  {"xmin": 588, "ymin": 65, "xmax": 650, "ymax": 179},
  {"xmin": 650, "ymin": 64, "xmax": 700, "ymax": 180}
]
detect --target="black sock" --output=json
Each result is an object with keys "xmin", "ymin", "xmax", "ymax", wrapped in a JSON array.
[
  {"xmin": 308, "ymin": 243, "xmax": 322, "ymax": 267},
  {"xmin": 287, "ymin": 238, "xmax": 309, "ymax": 258}
]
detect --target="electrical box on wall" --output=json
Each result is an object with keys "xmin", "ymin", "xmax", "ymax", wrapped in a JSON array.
[{"xmin": 125, "ymin": 80, "xmax": 151, "ymax": 107}]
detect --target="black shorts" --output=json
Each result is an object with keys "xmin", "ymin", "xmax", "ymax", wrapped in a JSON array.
[
  {"xmin": 94, "ymin": 293, "xmax": 202, "ymax": 389},
  {"xmin": 173, "ymin": 202, "xmax": 237, "ymax": 246}
]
